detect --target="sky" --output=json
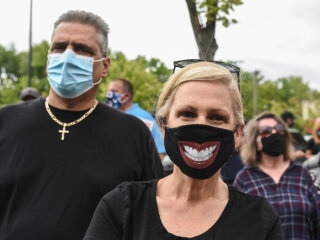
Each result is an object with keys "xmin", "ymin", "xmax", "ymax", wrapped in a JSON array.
[{"xmin": 1, "ymin": 0, "xmax": 320, "ymax": 90}]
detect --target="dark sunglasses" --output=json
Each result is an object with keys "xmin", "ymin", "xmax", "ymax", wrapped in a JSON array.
[
  {"xmin": 258, "ymin": 124, "xmax": 287, "ymax": 138},
  {"xmin": 173, "ymin": 59, "xmax": 240, "ymax": 90}
]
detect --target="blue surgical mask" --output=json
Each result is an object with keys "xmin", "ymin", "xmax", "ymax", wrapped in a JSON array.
[
  {"xmin": 106, "ymin": 90, "xmax": 122, "ymax": 109},
  {"xmin": 47, "ymin": 48, "xmax": 104, "ymax": 98}
]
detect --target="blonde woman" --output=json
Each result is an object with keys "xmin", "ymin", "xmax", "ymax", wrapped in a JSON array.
[
  {"xmin": 234, "ymin": 112, "xmax": 320, "ymax": 240},
  {"xmin": 306, "ymin": 118, "xmax": 320, "ymax": 159},
  {"xmin": 84, "ymin": 61, "xmax": 284, "ymax": 240}
]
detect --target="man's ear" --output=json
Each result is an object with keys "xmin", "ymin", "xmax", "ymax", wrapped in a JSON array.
[
  {"xmin": 101, "ymin": 57, "xmax": 110, "ymax": 78},
  {"xmin": 234, "ymin": 122, "xmax": 244, "ymax": 151}
]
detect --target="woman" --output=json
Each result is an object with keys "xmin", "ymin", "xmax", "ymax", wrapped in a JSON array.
[
  {"xmin": 234, "ymin": 112, "xmax": 320, "ymax": 240},
  {"xmin": 306, "ymin": 118, "xmax": 320, "ymax": 159},
  {"xmin": 84, "ymin": 61, "xmax": 284, "ymax": 239}
]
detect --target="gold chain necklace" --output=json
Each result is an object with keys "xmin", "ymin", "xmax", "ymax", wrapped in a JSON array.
[{"xmin": 45, "ymin": 99, "xmax": 98, "ymax": 140}]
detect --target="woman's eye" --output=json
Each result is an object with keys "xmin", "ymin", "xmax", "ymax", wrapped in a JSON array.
[
  {"xmin": 179, "ymin": 111, "xmax": 196, "ymax": 118},
  {"xmin": 208, "ymin": 115, "xmax": 225, "ymax": 122}
]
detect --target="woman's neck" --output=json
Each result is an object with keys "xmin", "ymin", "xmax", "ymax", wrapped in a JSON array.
[
  {"xmin": 258, "ymin": 153, "xmax": 289, "ymax": 170},
  {"xmin": 158, "ymin": 167, "xmax": 228, "ymax": 202}
]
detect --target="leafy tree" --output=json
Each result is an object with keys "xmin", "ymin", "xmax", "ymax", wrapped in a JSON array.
[
  {"xmin": 240, "ymin": 72, "xmax": 320, "ymax": 134},
  {"xmin": 185, "ymin": 0, "xmax": 243, "ymax": 60},
  {"xmin": 98, "ymin": 51, "xmax": 170, "ymax": 111}
]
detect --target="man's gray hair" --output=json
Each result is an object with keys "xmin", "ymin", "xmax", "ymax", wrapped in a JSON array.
[{"xmin": 52, "ymin": 10, "xmax": 109, "ymax": 57}]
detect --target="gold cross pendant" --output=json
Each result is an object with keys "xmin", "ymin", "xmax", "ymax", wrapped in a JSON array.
[{"xmin": 58, "ymin": 124, "xmax": 69, "ymax": 140}]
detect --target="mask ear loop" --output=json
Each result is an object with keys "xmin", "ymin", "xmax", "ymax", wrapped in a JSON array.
[
  {"xmin": 233, "ymin": 123, "xmax": 241, "ymax": 133},
  {"xmin": 158, "ymin": 116, "xmax": 166, "ymax": 128}
]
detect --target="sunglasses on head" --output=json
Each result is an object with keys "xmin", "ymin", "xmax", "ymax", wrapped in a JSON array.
[
  {"xmin": 173, "ymin": 59, "xmax": 240, "ymax": 90},
  {"xmin": 259, "ymin": 124, "xmax": 287, "ymax": 138}
]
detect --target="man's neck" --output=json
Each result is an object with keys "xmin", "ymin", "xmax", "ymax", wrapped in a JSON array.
[
  {"xmin": 119, "ymin": 101, "xmax": 133, "ymax": 112},
  {"xmin": 47, "ymin": 89, "xmax": 98, "ymax": 111}
]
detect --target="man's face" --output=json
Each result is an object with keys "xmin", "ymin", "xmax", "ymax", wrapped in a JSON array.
[
  {"xmin": 48, "ymin": 22, "xmax": 110, "ymax": 83},
  {"xmin": 108, "ymin": 80, "xmax": 125, "ymax": 95},
  {"xmin": 108, "ymin": 80, "xmax": 131, "ymax": 107}
]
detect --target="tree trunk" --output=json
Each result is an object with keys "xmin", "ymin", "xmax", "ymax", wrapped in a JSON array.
[{"xmin": 185, "ymin": 0, "xmax": 218, "ymax": 60}]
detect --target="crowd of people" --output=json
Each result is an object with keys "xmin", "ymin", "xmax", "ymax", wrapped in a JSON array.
[{"xmin": 1, "ymin": 9, "xmax": 320, "ymax": 240}]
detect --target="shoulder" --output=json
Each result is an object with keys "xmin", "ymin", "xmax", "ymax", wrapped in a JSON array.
[
  {"xmin": 127, "ymin": 103, "xmax": 154, "ymax": 120},
  {"xmin": 289, "ymin": 162, "xmax": 311, "ymax": 178},
  {"xmin": 102, "ymin": 180, "xmax": 156, "ymax": 202},
  {"xmin": 0, "ymin": 98, "xmax": 41, "ymax": 120},
  {"xmin": 229, "ymin": 186, "xmax": 278, "ymax": 219},
  {"xmin": 98, "ymin": 103, "xmax": 152, "ymax": 132},
  {"xmin": 234, "ymin": 165, "xmax": 256, "ymax": 180}
]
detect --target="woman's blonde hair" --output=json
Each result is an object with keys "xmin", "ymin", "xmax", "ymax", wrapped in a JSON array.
[
  {"xmin": 156, "ymin": 62, "xmax": 243, "ymax": 128},
  {"xmin": 240, "ymin": 112, "xmax": 295, "ymax": 166}
]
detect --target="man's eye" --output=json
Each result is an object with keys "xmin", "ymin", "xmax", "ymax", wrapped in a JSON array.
[{"xmin": 51, "ymin": 46, "xmax": 65, "ymax": 52}]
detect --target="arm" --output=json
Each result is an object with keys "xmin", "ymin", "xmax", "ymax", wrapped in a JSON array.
[
  {"xmin": 302, "ymin": 153, "xmax": 320, "ymax": 170},
  {"xmin": 306, "ymin": 149, "xmax": 313, "ymax": 160},
  {"xmin": 141, "ymin": 132, "xmax": 164, "ymax": 180},
  {"xmin": 305, "ymin": 170, "xmax": 320, "ymax": 239},
  {"xmin": 265, "ymin": 216, "xmax": 285, "ymax": 240},
  {"xmin": 305, "ymin": 139, "xmax": 315, "ymax": 159}
]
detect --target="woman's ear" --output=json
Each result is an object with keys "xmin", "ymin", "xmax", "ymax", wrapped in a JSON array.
[{"xmin": 234, "ymin": 122, "xmax": 244, "ymax": 151}]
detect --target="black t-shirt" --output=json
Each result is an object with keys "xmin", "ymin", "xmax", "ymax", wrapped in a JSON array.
[
  {"xmin": 84, "ymin": 180, "xmax": 285, "ymax": 240},
  {"xmin": 0, "ymin": 98, "xmax": 164, "ymax": 240},
  {"xmin": 306, "ymin": 138, "xmax": 320, "ymax": 155}
]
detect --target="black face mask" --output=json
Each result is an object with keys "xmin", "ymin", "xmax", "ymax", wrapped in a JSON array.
[
  {"xmin": 261, "ymin": 133, "xmax": 286, "ymax": 156},
  {"xmin": 162, "ymin": 123, "xmax": 236, "ymax": 179}
]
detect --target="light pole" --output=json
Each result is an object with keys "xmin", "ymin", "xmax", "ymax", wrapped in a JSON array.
[
  {"xmin": 27, "ymin": 0, "xmax": 33, "ymax": 87},
  {"xmin": 253, "ymin": 70, "xmax": 260, "ymax": 117}
]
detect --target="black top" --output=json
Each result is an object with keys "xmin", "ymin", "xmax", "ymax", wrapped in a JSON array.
[
  {"xmin": 0, "ymin": 98, "xmax": 164, "ymax": 240},
  {"xmin": 84, "ymin": 180, "xmax": 285, "ymax": 240},
  {"xmin": 306, "ymin": 138, "xmax": 320, "ymax": 155}
]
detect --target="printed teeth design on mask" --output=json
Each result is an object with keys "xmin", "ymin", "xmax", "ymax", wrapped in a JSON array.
[
  {"xmin": 183, "ymin": 145, "xmax": 216, "ymax": 162},
  {"xmin": 178, "ymin": 141, "xmax": 220, "ymax": 169}
]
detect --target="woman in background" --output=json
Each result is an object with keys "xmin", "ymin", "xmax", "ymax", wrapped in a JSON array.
[{"xmin": 234, "ymin": 112, "xmax": 320, "ymax": 240}]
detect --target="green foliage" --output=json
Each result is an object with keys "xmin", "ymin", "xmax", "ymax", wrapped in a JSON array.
[
  {"xmin": 195, "ymin": 0, "xmax": 243, "ymax": 27},
  {"xmin": 240, "ymin": 72, "xmax": 320, "ymax": 134},
  {"xmin": 98, "ymin": 51, "xmax": 170, "ymax": 111}
]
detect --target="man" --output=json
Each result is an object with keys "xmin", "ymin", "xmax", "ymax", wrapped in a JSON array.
[
  {"xmin": 19, "ymin": 87, "xmax": 40, "ymax": 102},
  {"xmin": 280, "ymin": 111, "xmax": 306, "ymax": 161},
  {"xmin": 280, "ymin": 111, "xmax": 295, "ymax": 128},
  {"xmin": 107, "ymin": 78, "xmax": 166, "ymax": 159},
  {"xmin": 0, "ymin": 10, "xmax": 163, "ymax": 240}
]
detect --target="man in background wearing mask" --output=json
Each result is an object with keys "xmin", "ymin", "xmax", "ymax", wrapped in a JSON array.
[
  {"xmin": 107, "ymin": 78, "xmax": 166, "ymax": 160},
  {"xmin": 0, "ymin": 10, "xmax": 163, "ymax": 240}
]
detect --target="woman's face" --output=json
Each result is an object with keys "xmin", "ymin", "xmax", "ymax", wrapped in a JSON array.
[
  {"xmin": 166, "ymin": 80, "xmax": 242, "ymax": 148},
  {"xmin": 256, "ymin": 117, "xmax": 284, "ymax": 151}
]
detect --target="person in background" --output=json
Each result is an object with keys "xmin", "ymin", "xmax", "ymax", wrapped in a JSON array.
[
  {"xmin": 0, "ymin": 10, "xmax": 163, "ymax": 240},
  {"xmin": 280, "ymin": 110, "xmax": 306, "ymax": 161},
  {"xmin": 234, "ymin": 112, "xmax": 320, "ymax": 240},
  {"xmin": 19, "ymin": 87, "xmax": 40, "ymax": 102},
  {"xmin": 107, "ymin": 78, "xmax": 166, "ymax": 159},
  {"xmin": 84, "ymin": 61, "xmax": 284, "ymax": 240},
  {"xmin": 280, "ymin": 111, "xmax": 295, "ymax": 128},
  {"xmin": 306, "ymin": 118, "xmax": 320, "ymax": 159}
]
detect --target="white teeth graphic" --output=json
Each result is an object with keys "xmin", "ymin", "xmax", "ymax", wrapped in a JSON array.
[{"xmin": 183, "ymin": 144, "xmax": 217, "ymax": 162}]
